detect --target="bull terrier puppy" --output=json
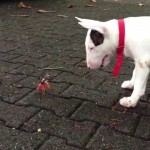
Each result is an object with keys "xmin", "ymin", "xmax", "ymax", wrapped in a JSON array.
[{"xmin": 75, "ymin": 16, "xmax": 150, "ymax": 107}]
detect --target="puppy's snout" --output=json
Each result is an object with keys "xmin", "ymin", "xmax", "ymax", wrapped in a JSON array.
[{"xmin": 87, "ymin": 60, "xmax": 94, "ymax": 69}]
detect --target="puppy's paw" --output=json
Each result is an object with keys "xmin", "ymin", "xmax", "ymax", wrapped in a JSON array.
[
  {"xmin": 121, "ymin": 80, "xmax": 133, "ymax": 89},
  {"xmin": 119, "ymin": 97, "xmax": 137, "ymax": 107}
]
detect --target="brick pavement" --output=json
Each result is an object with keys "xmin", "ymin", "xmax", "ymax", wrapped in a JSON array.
[{"xmin": 0, "ymin": 0, "xmax": 150, "ymax": 149}]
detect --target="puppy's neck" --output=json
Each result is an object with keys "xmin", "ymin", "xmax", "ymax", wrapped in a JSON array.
[{"xmin": 106, "ymin": 19, "xmax": 120, "ymax": 54}]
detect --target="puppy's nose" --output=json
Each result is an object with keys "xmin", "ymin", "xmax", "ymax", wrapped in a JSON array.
[{"xmin": 87, "ymin": 61, "xmax": 93, "ymax": 69}]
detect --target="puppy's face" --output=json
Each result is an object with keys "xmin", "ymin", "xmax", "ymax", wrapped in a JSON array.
[
  {"xmin": 75, "ymin": 17, "xmax": 113, "ymax": 69},
  {"xmin": 85, "ymin": 29, "xmax": 112, "ymax": 69}
]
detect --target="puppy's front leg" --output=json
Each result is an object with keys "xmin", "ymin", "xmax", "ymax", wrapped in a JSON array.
[
  {"xmin": 121, "ymin": 67, "xmax": 135, "ymax": 89},
  {"xmin": 120, "ymin": 61, "xmax": 150, "ymax": 107}
]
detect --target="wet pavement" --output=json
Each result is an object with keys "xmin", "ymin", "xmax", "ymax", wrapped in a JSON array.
[{"xmin": 0, "ymin": 0, "xmax": 150, "ymax": 149}]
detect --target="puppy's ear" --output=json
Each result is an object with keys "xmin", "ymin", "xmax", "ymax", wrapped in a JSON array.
[
  {"xmin": 75, "ymin": 17, "xmax": 105, "ymax": 34},
  {"xmin": 75, "ymin": 17, "xmax": 100, "ymax": 24},
  {"xmin": 90, "ymin": 30, "xmax": 104, "ymax": 46}
]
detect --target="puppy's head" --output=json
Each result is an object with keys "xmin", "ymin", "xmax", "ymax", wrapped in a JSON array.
[{"xmin": 75, "ymin": 17, "xmax": 114, "ymax": 69}]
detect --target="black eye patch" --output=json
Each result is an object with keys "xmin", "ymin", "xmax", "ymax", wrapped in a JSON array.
[{"xmin": 90, "ymin": 30, "xmax": 104, "ymax": 46}]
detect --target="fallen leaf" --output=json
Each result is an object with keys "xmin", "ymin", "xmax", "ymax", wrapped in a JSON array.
[
  {"xmin": 67, "ymin": 4, "xmax": 74, "ymax": 8},
  {"xmin": 11, "ymin": 15, "xmax": 29, "ymax": 17},
  {"xmin": 37, "ymin": 10, "xmax": 56, "ymax": 13},
  {"xmin": 57, "ymin": 14, "xmax": 68, "ymax": 18},
  {"xmin": 37, "ymin": 83, "xmax": 45, "ymax": 93},
  {"xmin": 74, "ymin": 121, "xmax": 92, "ymax": 131},
  {"xmin": 44, "ymin": 80, "xmax": 51, "ymax": 90},
  {"xmin": 139, "ymin": 3, "xmax": 144, "ymax": 6},
  {"xmin": 85, "ymin": 4, "xmax": 97, "ymax": 7},
  {"xmin": 111, "ymin": 119, "xmax": 123, "ymax": 123},
  {"xmin": 91, "ymin": 0, "xmax": 97, "ymax": 2},
  {"xmin": 104, "ymin": 8, "xmax": 111, "ymax": 11},
  {"xmin": 110, "ymin": 119, "xmax": 123, "ymax": 128},
  {"xmin": 38, "ymin": 67, "xmax": 63, "ymax": 70},
  {"xmin": 18, "ymin": 2, "xmax": 32, "ymax": 9},
  {"xmin": 37, "ymin": 74, "xmax": 52, "ymax": 93},
  {"xmin": 111, "ymin": 106, "xmax": 116, "ymax": 111}
]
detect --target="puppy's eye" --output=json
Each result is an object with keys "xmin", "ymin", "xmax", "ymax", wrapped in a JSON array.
[{"xmin": 90, "ymin": 47, "xmax": 94, "ymax": 51}]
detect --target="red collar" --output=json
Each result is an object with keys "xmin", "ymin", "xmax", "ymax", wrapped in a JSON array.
[{"xmin": 112, "ymin": 19, "xmax": 125, "ymax": 76}]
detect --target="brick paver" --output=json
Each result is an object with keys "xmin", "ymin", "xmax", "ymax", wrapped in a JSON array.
[{"xmin": 0, "ymin": 0, "xmax": 150, "ymax": 149}]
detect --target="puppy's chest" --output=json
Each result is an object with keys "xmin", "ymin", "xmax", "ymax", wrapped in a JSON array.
[{"xmin": 123, "ymin": 42, "xmax": 134, "ymax": 58}]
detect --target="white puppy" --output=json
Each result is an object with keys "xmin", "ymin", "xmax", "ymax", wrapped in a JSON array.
[{"xmin": 76, "ymin": 16, "xmax": 150, "ymax": 107}]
